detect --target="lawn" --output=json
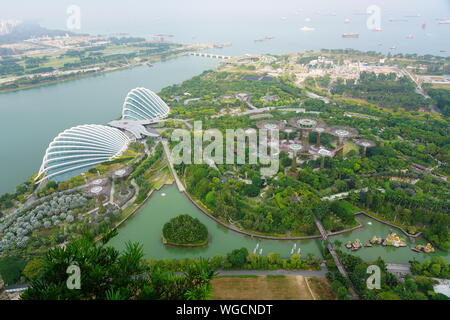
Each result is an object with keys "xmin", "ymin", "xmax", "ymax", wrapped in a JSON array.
[
  {"xmin": 211, "ymin": 275, "xmax": 315, "ymax": 300},
  {"xmin": 307, "ymin": 277, "xmax": 337, "ymax": 300}
]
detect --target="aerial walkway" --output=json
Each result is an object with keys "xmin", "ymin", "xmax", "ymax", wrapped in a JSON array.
[{"xmin": 315, "ymin": 218, "xmax": 359, "ymax": 300}]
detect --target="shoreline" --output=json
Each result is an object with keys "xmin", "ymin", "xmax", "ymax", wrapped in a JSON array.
[
  {"xmin": 0, "ymin": 51, "xmax": 189, "ymax": 95},
  {"xmin": 182, "ymin": 186, "xmax": 367, "ymax": 241},
  {"xmin": 355, "ymin": 211, "xmax": 422, "ymax": 238},
  {"xmin": 161, "ymin": 235, "xmax": 208, "ymax": 248}
]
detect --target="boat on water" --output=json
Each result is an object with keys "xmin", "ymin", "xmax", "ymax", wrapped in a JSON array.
[
  {"xmin": 342, "ymin": 33, "xmax": 359, "ymax": 38},
  {"xmin": 300, "ymin": 26, "xmax": 315, "ymax": 32},
  {"xmin": 406, "ymin": 34, "xmax": 414, "ymax": 39},
  {"xmin": 413, "ymin": 243, "xmax": 435, "ymax": 253},
  {"xmin": 344, "ymin": 18, "xmax": 350, "ymax": 24},
  {"xmin": 346, "ymin": 239, "xmax": 361, "ymax": 250},
  {"xmin": 370, "ymin": 236, "xmax": 383, "ymax": 245},
  {"xmin": 372, "ymin": 28, "xmax": 382, "ymax": 32},
  {"xmin": 254, "ymin": 35, "xmax": 274, "ymax": 42},
  {"xmin": 384, "ymin": 232, "xmax": 407, "ymax": 247},
  {"xmin": 213, "ymin": 42, "xmax": 232, "ymax": 49},
  {"xmin": 438, "ymin": 19, "xmax": 450, "ymax": 24},
  {"xmin": 363, "ymin": 243, "xmax": 373, "ymax": 247}
]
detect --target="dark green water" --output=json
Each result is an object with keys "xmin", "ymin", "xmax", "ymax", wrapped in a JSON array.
[
  {"xmin": 108, "ymin": 185, "xmax": 323, "ymax": 259},
  {"xmin": 110, "ymin": 185, "xmax": 450, "ymax": 264}
]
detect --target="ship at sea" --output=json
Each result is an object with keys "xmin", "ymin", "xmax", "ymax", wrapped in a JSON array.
[
  {"xmin": 389, "ymin": 18, "xmax": 408, "ymax": 22},
  {"xmin": 254, "ymin": 35, "xmax": 274, "ymax": 42},
  {"xmin": 300, "ymin": 26, "xmax": 315, "ymax": 32},
  {"xmin": 403, "ymin": 14, "xmax": 421, "ymax": 18},
  {"xmin": 213, "ymin": 42, "xmax": 232, "ymax": 49},
  {"xmin": 342, "ymin": 33, "xmax": 359, "ymax": 38},
  {"xmin": 438, "ymin": 19, "xmax": 450, "ymax": 24}
]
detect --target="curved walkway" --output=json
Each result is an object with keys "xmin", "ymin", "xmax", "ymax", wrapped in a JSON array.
[{"xmin": 356, "ymin": 211, "xmax": 422, "ymax": 238}]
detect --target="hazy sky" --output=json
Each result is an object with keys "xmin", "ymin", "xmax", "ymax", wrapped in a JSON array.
[{"xmin": 1, "ymin": 0, "xmax": 449, "ymax": 34}]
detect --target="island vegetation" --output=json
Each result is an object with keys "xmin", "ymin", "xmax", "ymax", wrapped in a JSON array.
[{"xmin": 162, "ymin": 214, "xmax": 208, "ymax": 247}]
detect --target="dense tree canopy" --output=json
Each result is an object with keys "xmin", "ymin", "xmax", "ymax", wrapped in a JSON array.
[{"xmin": 163, "ymin": 215, "xmax": 208, "ymax": 245}]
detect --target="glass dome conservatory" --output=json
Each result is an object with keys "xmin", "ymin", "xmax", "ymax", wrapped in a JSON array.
[
  {"xmin": 121, "ymin": 87, "xmax": 170, "ymax": 121},
  {"xmin": 36, "ymin": 124, "xmax": 130, "ymax": 183}
]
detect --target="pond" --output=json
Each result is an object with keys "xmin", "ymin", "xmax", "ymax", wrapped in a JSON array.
[
  {"xmin": 108, "ymin": 185, "xmax": 323, "ymax": 259},
  {"xmin": 109, "ymin": 184, "xmax": 450, "ymax": 264}
]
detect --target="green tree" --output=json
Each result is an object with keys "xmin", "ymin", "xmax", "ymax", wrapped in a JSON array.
[
  {"xmin": 226, "ymin": 248, "xmax": 249, "ymax": 268},
  {"xmin": 0, "ymin": 256, "xmax": 26, "ymax": 285},
  {"xmin": 21, "ymin": 231, "xmax": 216, "ymax": 300}
]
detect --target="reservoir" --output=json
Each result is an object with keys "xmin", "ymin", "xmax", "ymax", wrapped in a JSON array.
[
  {"xmin": 109, "ymin": 184, "xmax": 450, "ymax": 264},
  {"xmin": 0, "ymin": 56, "xmax": 219, "ymax": 195}
]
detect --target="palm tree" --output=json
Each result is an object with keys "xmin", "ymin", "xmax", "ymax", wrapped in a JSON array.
[{"xmin": 21, "ymin": 230, "xmax": 217, "ymax": 300}]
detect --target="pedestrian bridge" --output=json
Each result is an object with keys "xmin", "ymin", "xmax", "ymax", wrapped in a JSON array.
[{"xmin": 186, "ymin": 52, "xmax": 232, "ymax": 60}]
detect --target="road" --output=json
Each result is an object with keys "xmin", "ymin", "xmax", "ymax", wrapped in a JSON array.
[{"xmin": 398, "ymin": 67, "xmax": 430, "ymax": 99}]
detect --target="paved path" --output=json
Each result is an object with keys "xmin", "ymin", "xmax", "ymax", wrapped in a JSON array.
[
  {"xmin": 211, "ymin": 105, "xmax": 285, "ymax": 118},
  {"xmin": 399, "ymin": 67, "xmax": 430, "ymax": 99},
  {"xmin": 321, "ymin": 188, "xmax": 368, "ymax": 201},
  {"xmin": 161, "ymin": 139, "xmax": 185, "ymax": 192},
  {"xmin": 244, "ymin": 98, "xmax": 257, "ymax": 110},
  {"xmin": 305, "ymin": 90, "xmax": 331, "ymax": 104},
  {"xmin": 110, "ymin": 181, "xmax": 116, "ymax": 205},
  {"xmin": 143, "ymin": 142, "xmax": 150, "ymax": 156},
  {"xmin": 128, "ymin": 179, "xmax": 139, "ymax": 205}
]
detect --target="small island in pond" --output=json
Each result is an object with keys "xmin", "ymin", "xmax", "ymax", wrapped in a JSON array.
[{"xmin": 162, "ymin": 214, "xmax": 209, "ymax": 247}]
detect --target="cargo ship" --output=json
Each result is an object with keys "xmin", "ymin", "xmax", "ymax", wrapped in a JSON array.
[
  {"xmin": 300, "ymin": 26, "xmax": 315, "ymax": 32},
  {"xmin": 213, "ymin": 42, "xmax": 232, "ymax": 48},
  {"xmin": 342, "ymin": 33, "xmax": 359, "ymax": 38},
  {"xmin": 254, "ymin": 35, "xmax": 274, "ymax": 42}
]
